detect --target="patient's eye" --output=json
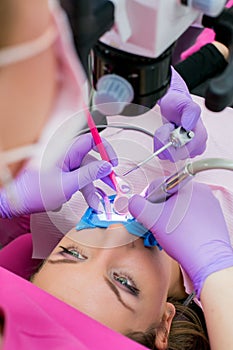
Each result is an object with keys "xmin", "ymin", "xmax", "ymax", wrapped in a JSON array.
[
  {"xmin": 113, "ymin": 272, "xmax": 140, "ymax": 296},
  {"xmin": 59, "ymin": 246, "xmax": 87, "ymax": 261}
]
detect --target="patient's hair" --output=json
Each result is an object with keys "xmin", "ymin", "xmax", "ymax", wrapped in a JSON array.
[{"xmin": 126, "ymin": 298, "xmax": 209, "ymax": 350}]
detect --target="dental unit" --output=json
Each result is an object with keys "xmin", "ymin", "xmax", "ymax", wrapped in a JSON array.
[
  {"xmin": 50, "ymin": 1, "xmax": 233, "ymax": 193},
  {"xmin": 61, "ymin": 0, "xmax": 233, "ymax": 114}
]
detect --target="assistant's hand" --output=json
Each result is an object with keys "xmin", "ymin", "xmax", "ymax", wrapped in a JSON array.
[
  {"xmin": 0, "ymin": 134, "xmax": 117, "ymax": 217},
  {"xmin": 129, "ymin": 181, "xmax": 233, "ymax": 298},
  {"xmin": 155, "ymin": 67, "xmax": 208, "ymax": 162}
]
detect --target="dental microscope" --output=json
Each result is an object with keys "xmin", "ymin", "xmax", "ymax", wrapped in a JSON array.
[
  {"xmin": 60, "ymin": 0, "xmax": 233, "ymax": 113},
  {"xmin": 60, "ymin": 0, "xmax": 233, "ymax": 203}
]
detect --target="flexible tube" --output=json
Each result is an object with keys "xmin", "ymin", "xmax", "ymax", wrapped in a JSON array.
[{"xmin": 187, "ymin": 158, "xmax": 233, "ymax": 175}]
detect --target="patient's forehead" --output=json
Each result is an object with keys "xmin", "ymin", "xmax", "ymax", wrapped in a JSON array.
[{"xmin": 65, "ymin": 225, "xmax": 140, "ymax": 249}]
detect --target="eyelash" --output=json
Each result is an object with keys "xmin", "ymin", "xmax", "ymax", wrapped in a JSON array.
[
  {"xmin": 59, "ymin": 245, "xmax": 87, "ymax": 260},
  {"xmin": 112, "ymin": 272, "xmax": 140, "ymax": 296},
  {"xmin": 58, "ymin": 246, "xmax": 140, "ymax": 296}
]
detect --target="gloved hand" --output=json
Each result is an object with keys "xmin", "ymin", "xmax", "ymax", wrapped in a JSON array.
[
  {"xmin": 78, "ymin": 152, "xmax": 118, "ymax": 212},
  {"xmin": 128, "ymin": 181, "xmax": 233, "ymax": 299},
  {"xmin": 155, "ymin": 67, "xmax": 208, "ymax": 162},
  {"xmin": 0, "ymin": 134, "xmax": 117, "ymax": 218}
]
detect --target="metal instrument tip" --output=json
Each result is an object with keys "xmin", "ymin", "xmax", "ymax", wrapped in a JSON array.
[{"xmin": 122, "ymin": 165, "xmax": 139, "ymax": 177}]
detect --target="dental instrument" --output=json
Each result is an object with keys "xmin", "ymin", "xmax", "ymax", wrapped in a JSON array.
[
  {"xmin": 86, "ymin": 110, "xmax": 118, "ymax": 190},
  {"xmin": 86, "ymin": 111, "xmax": 133, "ymax": 214},
  {"xmin": 122, "ymin": 126, "xmax": 195, "ymax": 177},
  {"xmin": 146, "ymin": 158, "xmax": 233, "ymax": 203}
]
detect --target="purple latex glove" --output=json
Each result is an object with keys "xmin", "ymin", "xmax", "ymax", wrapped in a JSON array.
[
  {"xmin": 155, "ymin": 67, "xmax": 208, "ymax": 162},
  {"xmin": 79, "ymin": 153, "xmax": 116, "ymax": 211},
  {"xmin": 129, "ymin": 181, "xmax": 233, "ymax": 299},
  {"xmin": 0, "ymin": 134, "xmax": 117, "ymax": 218}
]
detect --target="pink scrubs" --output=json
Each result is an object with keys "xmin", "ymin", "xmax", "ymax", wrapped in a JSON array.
[
  {"xmin": 0, "ymin": 266, "xmax": 145, "ymax": 349},
  {"xmin": 0, "ymin": 234, "xmax": 147, "ymax": 349},
  {"xmin": 0, "ymin": 234, "xmax": 41, "ymax": 280}
]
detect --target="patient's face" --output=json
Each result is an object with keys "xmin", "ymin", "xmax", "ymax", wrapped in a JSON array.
[{"xmin": 32, "ymin": 224, "xmax": 173, "ymax": 335}]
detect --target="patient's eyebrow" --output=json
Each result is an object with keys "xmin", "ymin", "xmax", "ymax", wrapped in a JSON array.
[{"xmin": 104, "ymin": 276, "xmax": 135, "ymax": 313}]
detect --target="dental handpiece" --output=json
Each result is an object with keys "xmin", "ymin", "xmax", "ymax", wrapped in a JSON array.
[
  {"xmin": 146, "ymin": 158, "xmax": 233, "ymax": 203},
  {"xmin": 146, "ymin": 164, "xmax": 194, "ymax": 203},
  {"xmin": 123, "ymin": 126, "xmax": 195, "ymax": 176}
]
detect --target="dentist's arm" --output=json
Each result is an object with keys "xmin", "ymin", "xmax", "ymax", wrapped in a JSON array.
[{"xmin": 129, "ymin": 181, "xmax": 233, "ymax": 349}]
